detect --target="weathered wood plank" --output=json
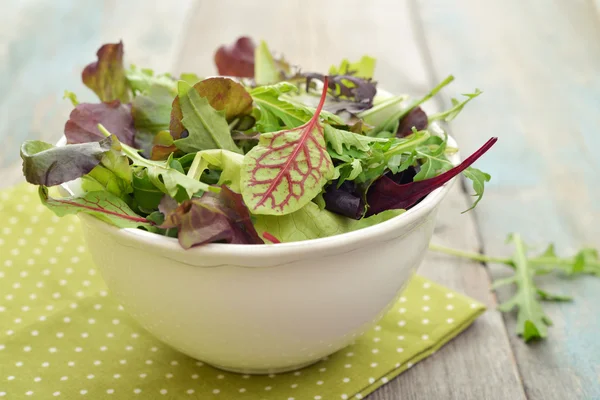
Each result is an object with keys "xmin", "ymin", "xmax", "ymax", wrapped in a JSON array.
[
  {"xmin": 0, "ymin": 0, "xmax": 195, "ymax": 187},
  {"xmin": 178, "ymin": 1, "xmax": 524, "ymax": 399},
  {"xmin": 418, "ymin": 0, "xmax": 600, "ymax": 399}
]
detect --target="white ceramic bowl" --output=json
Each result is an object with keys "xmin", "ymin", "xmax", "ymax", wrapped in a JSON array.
[{"xmin": 58, "ymin": 94, "xmax": 460, "ymax": 373}]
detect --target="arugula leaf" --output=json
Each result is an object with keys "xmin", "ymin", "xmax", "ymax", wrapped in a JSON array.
[
  {"xmin": 496, "ymin": 234, "xmax": 553, "ymax": 341},
  {"xmin": 82, "ymin": 41, "xmax": 130, "ymax": 103},
  {"xmin": 253, "ymin": 201, "xmax": 404, "ymax": 243},
  {"xmin": 160, "ymin": 186, "xmax": 263, "ymax": 248},
  {"xmin": 324, "ymin": 125, "xmax": 388, "ymax": 154},
  {"xmin": 187, "ymin": 149, "xmax": 244, "ymax": 193},
  {"xmin": 462, "ymin": 167, "xmax": 491, "ymax": 212},
  {"xmin": 21, "ymin": 138, "xmax": 113, "ymax": 186},
  {"xmin": 214, "ymin": 36, "xmax": 256, "ymax": 78},
  {"xmin": 251, "ymin": 82, "xmax": 311, "ymax": 129},
  {"xmin": 39, "ymin": 186, "xmax": 150, "ymax": 229},
  {"xmin": 98, "ymin": 124, "xmax": 216, "ymax": 200},
  {"xmin": 370, "ymin": 75, "xmax": 454, "ymax": 136},
  {"xmin": 241, "ymin": 78, "xmax": 335, "ymax": 215},
  {"xmin": 65, "ymin": 100, "xmax": 135, "ymax": 146},
  {"xmin": 367, "ymin": 137, "xmax": 497, "ymax": 215},
  {"xmin": 329, "ymin": 55, "xmax": 376, "ymax": 79},
  {"xmin": 429, "ymin": 89, "xmax": 482, "ymax": 122},
  {"xmin": 173, "ymin": 81, "xmax": 241, "ymax": 154},
  {"xmin": 81, "ymin": 136, "xmax": 133, "ymax": 200}
]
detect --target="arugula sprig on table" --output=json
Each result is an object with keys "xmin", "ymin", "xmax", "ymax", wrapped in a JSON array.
[{"xmin": 430, "ymin": 235, "xmax": 600, "ymax": 342}]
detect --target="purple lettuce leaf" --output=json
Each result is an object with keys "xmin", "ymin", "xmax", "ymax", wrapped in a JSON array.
[
  {"xmin": 322, "ymin": 180, "xmax": 365, "ymax": 220},
  {"xmin": 82, "ymin": 41, "xmax": 130, "ymax": 103},
  {"xmin": 397, "ymin": 107, "xmax": 428, "ymax": 138},
  {"xmin": 21, "ymin": 137, "xmax": 113, "ymax": 186},
  {"xmin": 160, "ymin": 186, "xmax": 264, "ymax": 249},
  {"xmin": 214, "ymin": 37, "xmax": 256, "ymax": 78},
  {"xmin": 366, "ymin": 137, "xmax": 498, "ymax": 215},
  {"xmin": 64, "ymin": 100, "xmax": 135, "ymax": 146}
]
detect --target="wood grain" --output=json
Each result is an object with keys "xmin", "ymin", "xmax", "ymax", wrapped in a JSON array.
[{"xmin": 417, "ymin": 0, "xmax": 600, "ymax": 398}]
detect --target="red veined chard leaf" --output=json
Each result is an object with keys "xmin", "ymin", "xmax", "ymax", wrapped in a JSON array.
[
  {"xmin": 366, "ymin": 137, "xmax": 498, "ymax": 215},
  {"xmin": 38, "ymin": 186, "xmax": 151, "ymax": 229},
  {"xmin": 82, "ymin": 41, "xmax": 130, "ymax": 103},
  {"xmin": 160, "ymin": 186, "xmax": 263, "ymax": 248},
  {"xmin": 240, "ymin": 77, "xmax": 335, "ymax": 215},
  {"xmin": 64, "ymin": 100, "xmax": 135, "ymax": 146}
]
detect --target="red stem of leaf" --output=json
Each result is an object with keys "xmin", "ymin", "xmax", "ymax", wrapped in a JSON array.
[
  {"xmin": 262, "ymin": 232, "xmax": 281, "ymax": 244},
  {"xmin": 252, "ymin": 77, "xmax": 330, "ymax": 209},
  {"xmin": 55, "ymin": 198, "xmax": 151, "ymax": 224}
]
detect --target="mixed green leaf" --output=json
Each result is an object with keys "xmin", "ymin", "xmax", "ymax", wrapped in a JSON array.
[{"xmin": 20, "ymin": 37, "xmax": 496, "ymax": 248}]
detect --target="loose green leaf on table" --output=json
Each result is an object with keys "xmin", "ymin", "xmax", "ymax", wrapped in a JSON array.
[
  {"xmin": 21, "ymin": 138, "xmax": 113, "ymax": 186},
  {"xmin": 241, "ymin": 78, "xmax": 335, "ymax": 215},
  {"xmin": 82, "ymin": 41, "xmax": 130, "ymax": 103},
  {"xmin": 429, "ymin": 235, "xmax": 600, "ymax": 342}
]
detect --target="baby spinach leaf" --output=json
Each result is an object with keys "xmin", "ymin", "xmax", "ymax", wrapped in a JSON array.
[
  {"xmin": 253, "ymin": 202, "xmax": 404, "ymax": 243},
  {"xmin": 21, "ymin": 138, "xmax": 113, "ymax": 186},
  {"xmin": 173, "ymin": 81, "xmax": 241, "ymax": 154},
  {"xmin": 39, "ymin": 186, "xmax": 150, "ymax": 229},
  {"xmin": 82, "ymin": 41, "xmax": 130, "ymax": 103},
  {"xmin": 241, "ymin": 78, "xmax": 334, "ymax": 215},
  {"xmin": 160, "ymin": 186, "xmax": 263, "ymax": 248},
  {"xmin": 65, "ymin": 100, "xmax": 136, "ymax": 146}
]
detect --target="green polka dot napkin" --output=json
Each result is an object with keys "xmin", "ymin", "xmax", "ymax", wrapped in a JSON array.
[{"xmin": 0, "ymin": 183, "xmax": 485, "ymax": 399}]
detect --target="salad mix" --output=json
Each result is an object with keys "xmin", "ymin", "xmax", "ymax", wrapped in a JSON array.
[{"xmin": 20, "ymin": 37, "xmax": 497, "ymax": 248}]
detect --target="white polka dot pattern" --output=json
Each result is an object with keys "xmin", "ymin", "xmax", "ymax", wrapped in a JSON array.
[{"xmin": 0, "ymin": 183, "xmax": 486, "ymax": 399}]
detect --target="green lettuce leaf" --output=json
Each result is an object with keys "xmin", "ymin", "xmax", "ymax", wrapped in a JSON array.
[
  {"xmin": 254, "ymin": 202, "xmax": 404, "ymax": 243},
  {"xmin": 187, "ymin": 149, "xmax": 244, "ymax": 193},
  {"xmin": 324, "ymin": 125, "xmax": 388, "ymax": 154},
  {"xmin": 125, "ymin": 65, "xmax": 177, "ymax": 95},
  {"xmin": 131, "ymin": 84, "xmax": 174, "ymax": 156},
  {"xmin": 80, "ymin": 137, "xmax": 133, "ymax": 200},
  {"xmin": 329, "ymin": 55, "xmax": 376, "ymax": 79},
  {"xmin": 21, "ymin": 138, "xmax": 113, "ymax": 186},
  {"xmin": 172, "ymin": 81, "xmax": 242, "ymax": 154},
  {"xmin": 255, "ymin": 40, "xmax": 280, "ymax": 85},
  {"xmin": 82, "ymin": 42, "xmax": 130, "ymax": 103},
  {"xmin": 39, "ymin": 186, "xmax": 150, "ymax": 229}
]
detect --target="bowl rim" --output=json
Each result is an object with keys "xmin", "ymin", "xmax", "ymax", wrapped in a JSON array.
[{"xmin": 58, "ymin": 86, "xmax": 461, "ymax": 264}]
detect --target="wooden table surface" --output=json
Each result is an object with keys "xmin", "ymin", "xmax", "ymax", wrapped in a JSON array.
[{"xmin": 1, "ymin": 1, "xmax": 599, "ymax": 398}]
